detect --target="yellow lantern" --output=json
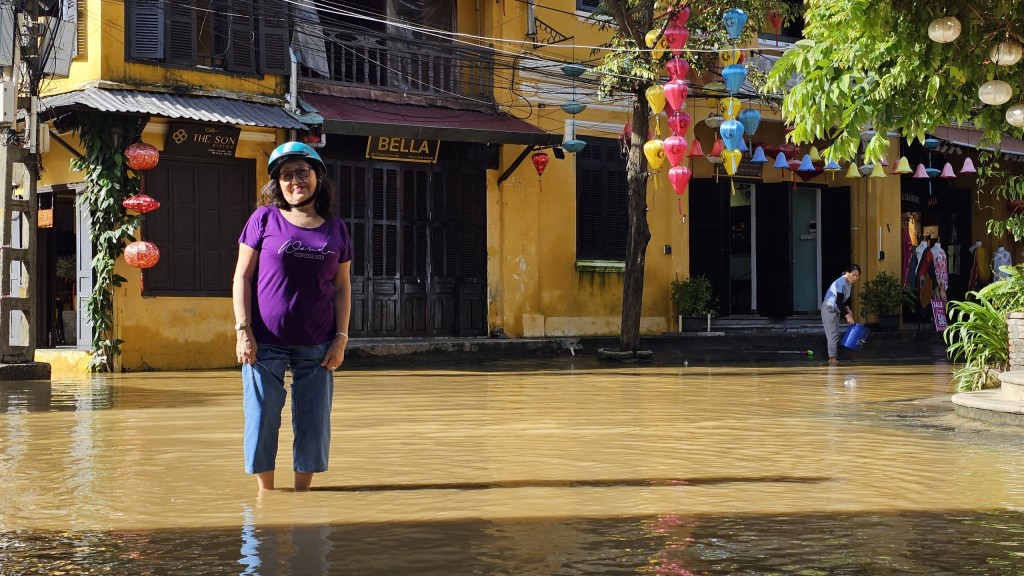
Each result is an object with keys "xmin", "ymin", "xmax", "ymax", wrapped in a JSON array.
[
  {"xmin": 645, "ymin": 29, "xmax": 660, "ymax": 48},
  {"xmin": 644, "ymin": 139, "xmax": 666, "ymax": 170},
  {"xmin": 646, "ymin": 85, "xmax": 667, "ymax": 115},
  {"xmin": 722, "ymin": 149, "xmax": 742, "ymax": 175},
  {"xmin": 719, "ymin": 48, "xmax": 744, "ymax": 68},
  {"xmin": 720, "ymin": 97, "xmax": 742, "ymax": 119},
  {"xmin": 652, "ymin": 39, "xmax": 667, "ymax": 60}
]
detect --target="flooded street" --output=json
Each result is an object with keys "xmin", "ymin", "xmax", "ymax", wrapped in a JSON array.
[{"xmin": 3, "ymin": 358, "xmax": 1024, "ymax": 574}]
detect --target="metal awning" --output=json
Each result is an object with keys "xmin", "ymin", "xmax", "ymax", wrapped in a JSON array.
[
  {"xmin": 40, "ymin": 88, "xmax": 306, "ymax": 129},
  {"xmin": 301, "ymin": 92, "xmax": 561, "ymax": 146},
  {"xmin": 931, "ymin": 125, "xmax": 1024, "ymax": 157}
]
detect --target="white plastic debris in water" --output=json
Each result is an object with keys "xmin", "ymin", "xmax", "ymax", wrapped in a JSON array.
[{"xmin": 844, "ymin": 379, "xmax": 857, "ymax": 388}]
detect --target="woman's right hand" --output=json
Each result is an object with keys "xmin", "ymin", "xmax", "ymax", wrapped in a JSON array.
[{"xmin": 236, "ymin": 328, "xmax": 256, "ymax": 364}]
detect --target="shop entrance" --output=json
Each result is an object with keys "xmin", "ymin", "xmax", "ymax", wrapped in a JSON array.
[{"xmin": 689, "ymin": 179, "xmax": 850, "ymax": 318}]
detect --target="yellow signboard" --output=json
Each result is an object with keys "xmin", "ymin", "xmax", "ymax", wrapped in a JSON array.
[{"xmin": 365, "ymin": 136, "xmax": 440, "ymax": 163}]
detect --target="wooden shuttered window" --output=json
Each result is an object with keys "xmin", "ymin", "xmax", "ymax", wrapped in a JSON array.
[
  {"xmin": 128, "ymin": 0, "xmax": 164, "ymax": 59},
  {"xmin": 257, "ymin": 0, "xmax": 289, "ymax": 74},
  {"xmin": 575, "ymin": 136, "xmax": 628, "ymax": 261},
  {"xmin": 127, "ymin": 0, "xmax": 283, "ymax": 74},
  {"xmin": 143, "ymin": 157, "xmax": 255, "ymax": 295}
]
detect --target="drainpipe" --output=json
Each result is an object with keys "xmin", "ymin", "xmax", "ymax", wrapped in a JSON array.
[
  {"xmin": 287, "ymin": 51, "xmax": 299, "ymax": 141},
  {"xmin": 527, "ymin": 0, "xmax": 536, "ymax": 39}
]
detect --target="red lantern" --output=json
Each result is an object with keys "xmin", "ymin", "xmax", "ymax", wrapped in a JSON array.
[
  {"xmin": 768, "ymin": 9, "xmax": 783, "ymax": 30},
  {"xmin": 124, "ymin": 142, "xmax": 160, "ymax": 171},
  {"xmin": 531, "ymin": 152, "xmax": 549, "ymax": 176},
  {"xmin": 123, "ymin": 194, "xmax": 161, "ymax": 214},
  {"xmin": 124, "ymin": 240, "xmax": 160, "ymax": 269}
]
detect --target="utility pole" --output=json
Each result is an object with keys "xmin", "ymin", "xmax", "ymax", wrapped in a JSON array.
[{"xmin": 0, "ymin": 0, "xmax": 47, "ymax": 378}]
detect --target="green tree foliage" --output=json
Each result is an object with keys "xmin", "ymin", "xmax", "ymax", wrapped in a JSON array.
[
  {"xmin": 763, "ymin": 1, "xmax": 1024, "ymax": 235},
  {"xmin": 72, "ymin": 113, "xmax": 144, "ymax": 372},
  {"xmin": 590, "ymin": 0, "xmax": 787, "ymax": 351}
]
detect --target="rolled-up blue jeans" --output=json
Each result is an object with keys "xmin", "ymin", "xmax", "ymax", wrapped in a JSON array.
[{"xmin": 242, "ymin": 342, "xmax": 333, "ymax": 475}]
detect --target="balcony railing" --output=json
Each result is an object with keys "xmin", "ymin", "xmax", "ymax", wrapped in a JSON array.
[{"xmin": 302, "ymin": 22, "xmax": 495, "ymax": 107}]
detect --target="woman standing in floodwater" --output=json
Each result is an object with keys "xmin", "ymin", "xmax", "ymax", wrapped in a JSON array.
[
  {"xmin": 232, "ymin": 141, "xmax": 352, "ymax": 492},
  {"xmin": 821, "ymin": 264, "xmax": 860, "ymax": 364}
]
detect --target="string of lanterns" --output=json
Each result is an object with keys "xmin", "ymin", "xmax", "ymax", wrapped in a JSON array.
[{"xmin": 122, "ymin": 141, "xmax": 161, "ymax": 272}]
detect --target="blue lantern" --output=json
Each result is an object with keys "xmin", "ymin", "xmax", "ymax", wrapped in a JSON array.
[
  {"xmin": 737, "ymin": 138, "xmax": 748, "ymax": 152},
  {"xmin": 797, "ymin": 154, "xmax": 815, "ymax": 172},
  {"xmin": 773, "ymin": 151, "xmax": 789, "ymax": 169},
  {"xmin": 750, "ymin": 146, "xmax": 768, "ymax": 163},
  {"xmin": 824, "ymin": 159, "xmax": 842, "ymax": 171},
  {"xmin": 562, "ymin": 139, "xmax": 587, "ymax": 154},
  {"xmin": 738, "ymin": 109, "xmax": 761, "ymax": 138},
  {"xmin": 722, "ymin": 8, "xmax": 748, "ymax": 41},
  {"xmin": 719, "ymin": 119, "xmax": 745, "ymax": 150},
  {"xmin": 560, "ymin": 101, "xmax": 587, "ymax": 115},
  {"xmin": 722, "ymin": 64, "xmax": 747, "ymax": 93}
]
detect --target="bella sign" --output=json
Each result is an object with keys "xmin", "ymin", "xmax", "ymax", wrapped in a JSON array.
[{"xmin": 366, "ymin": 136, "xmax": 440, "ymax": 163}]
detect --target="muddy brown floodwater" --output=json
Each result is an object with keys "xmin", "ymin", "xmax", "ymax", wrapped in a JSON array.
[{"xmin": 2, "ymin": 359, "xmax": 1024, "ymax": 575}]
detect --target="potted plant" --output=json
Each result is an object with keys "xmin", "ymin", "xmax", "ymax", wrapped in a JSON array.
[
  {"xmin": 858, "ymin": 270, "xmax": 915, "ymax": 331},
  {"xmin": 671, "ymin": 275, "xmax": 719, "ymax": 332}
]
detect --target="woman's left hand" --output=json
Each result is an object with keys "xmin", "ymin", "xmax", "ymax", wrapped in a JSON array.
[
  {"xmin": 844, "ymin": 312, "xmax": 854, "ymax": 325},
  {"xmin": 322, "ymin": 337, "xmax": 347, "ymax": 371}
]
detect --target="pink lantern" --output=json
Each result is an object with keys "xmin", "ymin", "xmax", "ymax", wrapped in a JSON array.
[
  {"xmin": 668, "ymin": 165, "xmax": 692, "ymax": 195},
  {"xmin": 687, "ymin": 139, "xmax": 705, "ymax": 158},
  {"xmin": 669, "ymin": 5, "xmax": 690, "ymax": 27},
  {"xmin": 663, "ymin": 79, "xmax": 688, "ymax": 112},
  {"xmin": 667, "ymin": 111, "xmax": 691, "ymax": 136},
  {"xmin": 961, "ymin": 157, "xmax": 977, "ymax": 174},
  {"xmin": 912, "ymin": 163, "xmax": 929, "ymax": 178},
  {"xmin": 124, "ymin": 142, "xmax": 160, "ymax": 171},
  {"xmin": 124, "ymin": 240, "xmax": 160, "ymax": 269},
  {"xmin": 663, "ymin": 25, "xmax": 689, "ymax": 56},
  {"xmin": 123, "ymin": 194, "xmax": 161, "ymax": 215},
  {"xmin": 939, "ymin": 162, "xmax": 956, "ymax": 178},
  {"xmin": 663, "ymin": 135, "xmax": 688, "ymax": 166},
  {"xmin": 665, "ymin": 57, "xmax": 690, "ymax": 81}
]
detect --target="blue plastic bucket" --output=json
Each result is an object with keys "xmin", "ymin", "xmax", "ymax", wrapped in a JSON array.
[{"xmin": 841, "ymin": 323, "xmax": 869, "ymax": 351}]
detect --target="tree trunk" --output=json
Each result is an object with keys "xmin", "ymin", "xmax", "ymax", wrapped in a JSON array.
[{"xmin": 619, "ymin": 96, "xmax": 652, "ymax": 351}]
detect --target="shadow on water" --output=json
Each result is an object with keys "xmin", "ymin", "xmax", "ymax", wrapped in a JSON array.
[
  {"xmin": 310, "ymin": 475, "xmax": 833, "ymax": 492},
  {"xmin": 4, "ymin": 510, "xmax": 1024, "ymax": 575}
]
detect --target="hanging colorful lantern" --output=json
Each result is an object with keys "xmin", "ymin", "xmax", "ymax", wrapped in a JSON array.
[
  {"xmin": 124, "ymin": 240, "xmax": 160, "ymax": 269},
  {"xmin": 721, "ymin": 64, "xmax": 747, "ymax": 93},
  {"xmin": 665, "ymin": 57, "xmax": 690, "ymax": 81},
  {"xmin": 663, "ymin": 25, "xmax": 689, "ymax": 56},
  {"xmin": 719, "ymin": 119, "xmax": 745, "ymax": 150},
  {"xmin": 718, "ymin": 48, "xmax": 744, "ymax": 68},
  {"xmin": 123, "ymin": 194, "xmax": 161, "ymax": 214},
  {"xmin": 719, "ymin": 97, "xmax": 742, "ymax": 120},
  {"xmin": 531, "ymin": 152, "xmax": 549, "ymax": 176},
  {"xmin": 768, "ymin": 9, "xmax": 783, "ymax": 30},
  {"xmin": 644, "ymin": 139, "xmax": 666, "ymax": 170},
  {"xmin": 124, "ymin": 142, "xmax": 160, "ymax": 171},
  {"xmin": 737, "ymin": 109, "xmax": 761, "ymax": 140},
  {"xmin": 669, "ymin": 5, "xmax": 690, "ymax": 27},
  {"xmin": 721, "ymin": 150, "xmax": 742, "ymax": 176},
  {"xmin": 668, "ymin": 165, "xmax": 692, "ymax": 195},
  {"xmin": 646, "ymin": 84, "xmax": 667, "ymax": 115},
  {"xmin": 722, "ymin": 8, "xmax": 749, "ymax": 41},
  {"xmin": 667, "ymin": 111, "xmax": 691, "ymax": 136},
  {"xmin": 663, "ymin": 135, "xmax": 688, "ymax": 167},
  {"xmin": 663, "ymin": 79, "xmax": 688, "ymax": 112}
]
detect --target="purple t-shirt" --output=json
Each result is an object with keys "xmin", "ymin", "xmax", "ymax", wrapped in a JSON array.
[{"xmin": 239, "ymin": 206, "xmax": 352, "ymax": 346}]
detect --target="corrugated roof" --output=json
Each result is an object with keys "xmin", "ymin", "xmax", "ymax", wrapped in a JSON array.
[
  {"xmin": 932, "ymin": 125, "xmax": 1024, "ymax": 157},
  {"xmin": 41, "ymin": 88, "xmax": 306, "ymax": 130},
  {"xmin": 302, "ymin": 92, "xmax": 561, "ymax": 146}
]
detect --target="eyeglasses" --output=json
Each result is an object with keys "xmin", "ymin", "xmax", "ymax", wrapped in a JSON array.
[{"xmin": 279, "ymin": 167, "xmax": 312, "ymax": 182}]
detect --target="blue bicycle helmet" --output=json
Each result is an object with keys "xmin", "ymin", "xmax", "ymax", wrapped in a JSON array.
[{"xmin": 267, "ymin": 141, "xmax": 326, "ymax": 178}]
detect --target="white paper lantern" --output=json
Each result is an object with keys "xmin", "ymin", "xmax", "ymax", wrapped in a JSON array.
[
  {"xmin": 1007, "ymin": 104, "xmax": 1024, "ymax": 128},
  {"xmin": 990, "ymin": 41, "xmax": 1024, "ymax": 66},
  {"xmin": 927, "ymin": 17, "xmax": 961, "ymax": 43},
  {"xmin": 979, "ymin": 80, "xmax": 1013, "ymax": 105}
]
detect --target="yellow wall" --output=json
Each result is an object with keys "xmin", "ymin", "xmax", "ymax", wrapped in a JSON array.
[{"xmin": 110, "ymin": 121, "xmax": 283, "ymax": 371}]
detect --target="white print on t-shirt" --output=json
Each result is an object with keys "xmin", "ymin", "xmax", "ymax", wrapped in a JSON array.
[{"xmin": 278, "ymin": 239, "xmax": 336, "ymax": 260}]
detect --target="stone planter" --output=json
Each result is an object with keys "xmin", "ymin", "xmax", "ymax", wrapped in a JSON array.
[{"xmin": 1008, "ymin": 312, "xmax": 1024, "ymax": 371}]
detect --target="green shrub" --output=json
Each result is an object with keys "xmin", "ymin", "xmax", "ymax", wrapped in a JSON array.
[{"xmin": 671, "ymin": 276, "xmax": 718, "ymax": 317}]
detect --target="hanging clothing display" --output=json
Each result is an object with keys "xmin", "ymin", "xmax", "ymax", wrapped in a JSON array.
[{"xmin": 993, "ymin": 246, "xmax": 1012, "ymax": 280}]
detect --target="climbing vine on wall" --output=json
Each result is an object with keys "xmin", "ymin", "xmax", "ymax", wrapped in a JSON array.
[{"xmin": 71, "ymin": 112, "xmax": 143, "ymax": 372}]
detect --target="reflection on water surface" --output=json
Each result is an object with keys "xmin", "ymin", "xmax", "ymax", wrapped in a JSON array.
[{"xmin": 2, "ymin": 360, "xmax": 1024, "ymax": 574}]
